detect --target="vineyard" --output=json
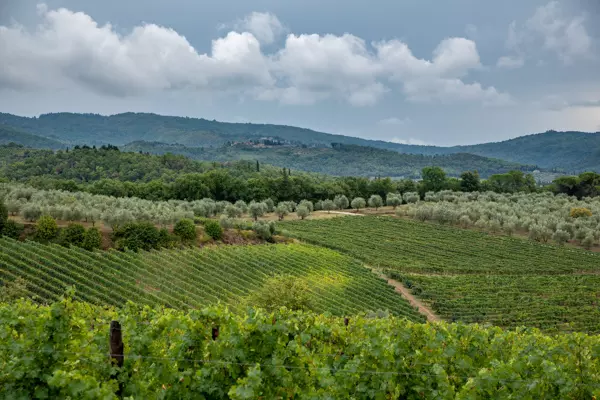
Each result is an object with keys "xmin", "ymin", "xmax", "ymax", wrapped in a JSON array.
[
  {"xmin": 2, "ymin": 298, "xmax": 599, "ymax": 399},
  {"xmin": 281, "ymin": 216, "xmax": 600, "ymax": 332},
  {"xmin": 0, "ymin": 237, "xmax": 423, "ymax": 320}
]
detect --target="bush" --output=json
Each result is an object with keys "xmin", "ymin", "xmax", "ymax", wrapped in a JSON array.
[
  {"xmin": 253, "ymin": 220, "xmax": 275, "ymax": 241},
  {"xmin": 158, "ymin": 228, "xmax": 179, "ymax": 249},
  {"xmin": 247, "ymin": 274, "xmax": 313, "ymax": 312},
  {"xmin": 1, "ymin": 220, "xmax": 23, "ymax": 240},
  {"xmin": 173, "ymin": 219, "xmax": 197, "ymax": 243},
  {"xmin": 582, "ymin": 234, "xmax": 595, "ymax": 250},
  {"xmin": 570, "ymin": 207, "xmax": 592, "ymax": 218},
  {"xmin": 58, "ymin": 223, "xmax": 86, "ymax": 247},
  {"xmin": 204, "ymin": 220, "xmax": 223, "ymax": 241},
  {"xmin": 35, "ymin": 215, "xmax": 59, "ymax": 242},
  {"xmin": 219, "ymin": 215, "xmax": 235, "ymax": 230},
  {"xmin": 552, "ymin": 229, "xmax": 570, "ymax": 246},
  {"xmin": 113, "ymin": 222, "xmax": 162, "ymax": 252},
  {"xmin": 82, "ymin": 227, "xmax": 102, "ymax": 251}
]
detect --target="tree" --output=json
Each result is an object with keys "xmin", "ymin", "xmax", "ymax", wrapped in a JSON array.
[
  {"xmin": 275, "ymin": 204, "xmax": 289, "ymax": 221},
  {"xmin": 351, "ymin": 197, "xmax": 366, "ymax": 212},
  {"xmin": 82, "ymin": 227, "xmax": 102, "ymax": 251},
  {"xmin": 1, "ymin": 220, "xmax": 23, "ymax": 240},
  {"xmin": 421, "ymin": 167, "xmax": 447, "ymax": 193},
  {"xmin": 22, "ymin": 205, "xmax": 42, "ymax": 222},
  {"xmin": 234, "ymin": 200, "xmax": 248, "ymax": 214},
  {"xmin": 35, "ymin": 215, "xmax": 59, "ymax": 242},
  {"xmin": 334, "ymin": 195, "xmax": 349, "ymax": 210},
  {"xmin": 113, "ymin": 222, "xmax": 162, "ymax": 252},
  {"xmin": 171, "ymin": 174, "xmax": 210, "ymax": 201},
  {"xmin": 264, "ymin": 198, "xmax": 275, "ymax": 213},
  {"xmin": 322, "ymin": 199, "xmax": 335, "ymax": 214},
  {"xmin": 247, "ymin": 274, "xmax": 313, "ymax": 312},
  {"xmin": 552, "ymin": 229, "xmax": 570, "ymax": 246},
  {"xmin": 58, "ymin": 223, "xmax": 86, "ymax": 247},
  {"xmin": 173, "ymin": 219, "xmax": 197, "ymax": 243},
  {"xmin": 298, "ymin": 200, "xmax": 314, "ymax": 212},
  {"xmin": 249, "ymin": 202, "xmax": 267, "ymax": 221},
  {"xmin": 296, "ymin": 205, "xmax": 310, "ymax": 220},
  {"xmin": 225, "ymin": 204, "xmax": 242, "ymax": 218},
  {"xmin": 386, "ymin": 193, "xmax": 402, "ymax": 209},
  {"xmin": 460, "ymin": 171, "xmax": 480, "ymax": 192},
  {"xmin": 204, "ymin": 220, "xmax": 223, "ymax": 241},
  {"xmin": 253, "ymin": 220, "xmax": 275, "ymax": 241},
  {"xmin": 368, "ymin": 195, "xmax": 383, "ymax": 210}
]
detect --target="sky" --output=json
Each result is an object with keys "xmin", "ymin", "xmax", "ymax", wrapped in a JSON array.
[{"xmin": 0, "ymin": 0, "xmax": 599, "ymax": 146}]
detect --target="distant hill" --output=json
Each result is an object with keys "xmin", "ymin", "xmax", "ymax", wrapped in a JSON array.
[
  {"xmin": 0, "ymin": 124, "xmax": 65, "ymax": 150},
  {"xmin": 123, "ymin": 141, "xmax": 536, "ymax": 178},
  {"xmin": 0, "ymin": 112, "xmax": 597, "ymax": 173}
]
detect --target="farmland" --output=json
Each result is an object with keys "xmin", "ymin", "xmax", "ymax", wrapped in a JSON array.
[
  {"xmin": 282, "ymin": 216, "xmax": 600, "ymax": 332},
  {"xmin": 0, "ymin": 237, "xmax": 424, "ymax": 320}
]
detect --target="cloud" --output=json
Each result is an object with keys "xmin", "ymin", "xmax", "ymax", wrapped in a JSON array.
[
  {"xmin": 390, "ymin": 137, "xmax": 430, "ymax": 145},
  {"xmin": 378, "ymin": 117, "xmax": 411, "ymax": 126},
  {"xmin": 0, "ymin": 5, "xmax": 510, "ymax": 108},
  {"xmin": 499, "ymin": 1, "xmax": 593, "ymax": 66},
  {"xmin": 231, "ymin": 11, "xmax": 285, "ymax": 45},
  {"xmin": 535, "ymin": 94, "xmax": 600, "ymax": 111},
  {"xmin": 497, "ymin": 55, "xmax": 525, "ymax": 69}
]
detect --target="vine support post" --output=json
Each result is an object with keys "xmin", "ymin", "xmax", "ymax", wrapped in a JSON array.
[{"xmin": 110, "ymin": 321, "xmax": 124, "ymax": 396}]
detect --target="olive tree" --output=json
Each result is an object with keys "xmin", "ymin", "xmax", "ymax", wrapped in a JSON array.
[
  {"xmin": 386, "ymin": 193, "xmax": 402, "ymax": 209},
  {"xmin": 249, "ymin": 201, "xmax": 267, "ymax": 221},
  {"xmin": 334, "ymin": 195, "xmax": 349, "ymax": 210},
  {"xmin": 368, "ymin": 195, "xmax": 383, "ymax": 210},
  {"xmin": 351, "ymin": 197, "xmax": 366, "ymax": 212},
  {"xmin": 322, "ymin": 199, "xmax": 335, "ymax": 214},
  {"xmin": 296, "ymin": 205, "xmax": 310, "ymax": 220},
  {"xmin": 275, "ymin": 204, "xmax": 289, "ymax": 221}
]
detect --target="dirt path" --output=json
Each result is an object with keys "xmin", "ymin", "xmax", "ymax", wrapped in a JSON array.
[
  {"xmin": 328, "ymin": 211, "xmax": 364, "ymax": 216},
  {"xmin": 378, "ymin": 273, "xmax": 440, "ymax": 322}
]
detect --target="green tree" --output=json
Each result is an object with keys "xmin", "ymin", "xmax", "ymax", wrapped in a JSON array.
[
  {"xmin": 421, "ymin": 167, "xmax": 447, "ymax": 193},
  {"xmin": 204, "ymin": 220, "xmax": 223, "ymax": 241},
  {"xmin": 82, "ymin": 227, "xmax": 102, "ymax": 251},
  {"xmin": 322, "ymin": 199, "xmax": 335, "ymax": 213},
  {"xmin": 173, "ymin": 219, "xmax": 197, "ymax": 243},
  {"xmin": 58, "ymin": 223, "xmax": 86, "ymax": 247},
  {"xmin": 368, "ymin": 195, "xmax": 383, "ymax": 210},
  {"xmin": 275, "ymin": 204, "xmax": 289, "ymax": 221},
  {"xmin": 1, "ymin": 220, "xmax": 23, "ymax": 240},
  {"xmin": 460, "ymin": 171, "xmax": 480, "ymax": 192},
  {"xmin": 334, "ymin": 195, "xmax": 349, "ymax": 210},
  {"xmin": 171, "ymin": 174, "xmax": 210, "ymax": 201},
  {"xmin": 351, "ymin": 197, "xmax": 366, "ymax": 212},
  {"xmin": 249, "ymin": 202, "xmax": 267, "ymax": 221},
  {"xmin": 385, "ymin": 193, "xmax": 402, "ymax": 209},
  {"xmin": 113, "ymin": 222, "xmax": 162, "ymax": 252},
  {"xmin": 296, "ymin": 205, "xmax": 310, "ymax": 220},
  {"xmin": 247, "ymin": 274, "xmax": 313, "ymax": 312},
  {"xmin": 35, "ymin": 215, "xmax": 59, "ymax": 242}
]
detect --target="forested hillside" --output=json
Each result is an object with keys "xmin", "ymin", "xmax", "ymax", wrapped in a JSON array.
[
  {"xmin": 123, "ymin": 141, "xmax": 536, "ymax": 178},
  {"xmin": 0, "ymin": 125, "xmax": 65, "ymax": 150},
  {"xmin": 1, "ymin": 112, "xmax": 597, "ymax": 173}
]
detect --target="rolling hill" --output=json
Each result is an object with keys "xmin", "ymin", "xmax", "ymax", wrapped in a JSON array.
[
  {"xmin": 123, "ymin": 141, "xmax": 537, "ymax": 178},
  {"xmin": 0, "ymin": 124, "xmax": 65, "ymax": 150},
  {"xmin": 0, "ymin": 112, "xmax": 597, "ymax": 173}
]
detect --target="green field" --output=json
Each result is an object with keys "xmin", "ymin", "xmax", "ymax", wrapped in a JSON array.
[
  {"xmin": 0, "ymin": 237, "xmax": 424, "ymax": 320},
  {"xmin": 282, "ymin": 216, "xmax": 600, "ymax": 332}
]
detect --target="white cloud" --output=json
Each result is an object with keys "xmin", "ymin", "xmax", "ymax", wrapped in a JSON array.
[
  {"xmin": 497, "ymin": 55, "xmax": 525, "ymax": 69},
  {"xmin": 390, "ymin": 137, "xmax": 429, "ymax": 145},
  {"xmin": 499, "ymin": 1, "xmax": 593, "ymax": 66},
  {"xmin": 231, "ymin": 12, "xmax": 284, "ymax": 45},
  {"xmin": 378, "ymin": 117, "xmax": 411, "ymax": 126},
  {"xmin": 0, "ymin": 5, "xmax": 510, "ymax": 108}
]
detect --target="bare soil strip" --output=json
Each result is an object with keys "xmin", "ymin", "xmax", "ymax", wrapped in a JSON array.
[{"xmin": 377, "ymin": 273, "xmax": 440, "ymax": 322}]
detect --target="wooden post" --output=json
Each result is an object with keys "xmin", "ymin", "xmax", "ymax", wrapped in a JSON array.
[
  {"xmin": 344, "ymin": 317, "xmax": 349, "ymax": 326},
  {"xmin": 110, "ymin": 321, "xmax": 124, "ymax": 368},
  {"xmin": 212, "ymin": 326, "xmax": 219, "ymax": 340},
  {"xmin": 110, "ymin": 321, "xmax": 124, "ymax": 397}
]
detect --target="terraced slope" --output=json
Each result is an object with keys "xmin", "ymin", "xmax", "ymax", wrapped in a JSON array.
[
  {"xmin": 0, "ymin": 238, "xmax": 424, "ymax": 321},
  {"xmin": 281, "ymin": 216, "xmax": 600, "ymax": 333}
]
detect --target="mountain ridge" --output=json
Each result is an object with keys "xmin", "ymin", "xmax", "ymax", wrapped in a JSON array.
[{"xmin": 0, "ymin": 111, "xmax": 597, "ymax": 173}]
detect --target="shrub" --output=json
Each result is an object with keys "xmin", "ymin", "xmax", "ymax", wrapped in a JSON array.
[
  {"xmin": 173, "ymin": 219, "xmax": 197, "ymax": 243},
  {"xmin": 219, "ymin": 215, "xmax": 235, "ymax": 230},
  {"xmin": 570, "ymin": 207, "xmax": 592, "ymax": 218},
  {"xmin": 58, "ymin": 223, "xmax": 86, "ymax": 247},
  {"xmin": 113, "ymin": 222, "xmax": 162, "ymax": 252},
  {"xmin": 1, "ymin": 220, "xmax": 23, "ymax": 240},
  {"xmin": 35, "ymin": 215, "xmax": 59, "ymax": 242},
  {"xmin": 204, "ymin": 220, "xmax": 223, "ymax": 241},
  {"xmin": 253, "ymin": 220, "xmax": 276, "ymax": 241},
  {"xmin": 158, "ymin": 228, "xmax": 179, "ymax": 249},
  {"xmin": 82, "ymin": 227, "xmax": 102, "ymax": 251},
  {"xmin": 582, "ymin": 234, "xmax": 595, "ymax": 250},
  {"xmin": 247, "ymin": 274, "xmax": 313, "ymax": 312}
]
